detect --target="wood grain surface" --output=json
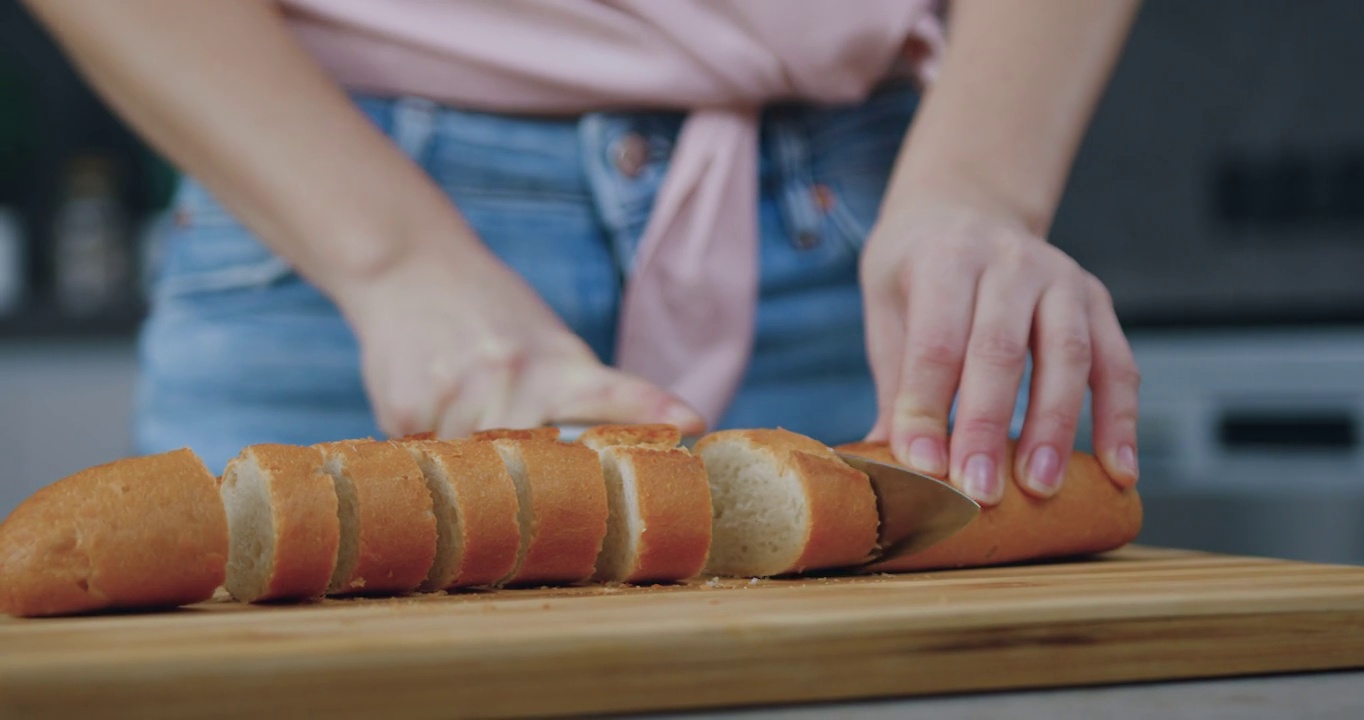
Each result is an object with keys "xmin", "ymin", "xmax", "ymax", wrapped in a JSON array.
[{"xmin": 2, "ymin": 546, "xmax": 1363, "ymax": 719}]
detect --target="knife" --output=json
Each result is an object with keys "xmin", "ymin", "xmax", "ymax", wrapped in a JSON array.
[{"xmin": 553, "ymin": 423, "xmax": 980, "ymax": 565}]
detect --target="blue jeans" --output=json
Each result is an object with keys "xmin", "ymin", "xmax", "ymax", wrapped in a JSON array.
[{"xmin": 136, "ymin": 83, "xmax": 1017, "ymax": 473}]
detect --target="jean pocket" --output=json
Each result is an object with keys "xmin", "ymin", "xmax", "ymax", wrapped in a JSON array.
[
  {"xmin": 153, "ymin": 178, "xmax": 294, "ymax": 301},
  {"xmin": 805, "ymin": 83, "xmax": 920, "ymax": 255}
]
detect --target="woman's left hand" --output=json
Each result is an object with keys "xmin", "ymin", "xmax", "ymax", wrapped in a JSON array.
[{"xmin": 859, "ymin": 194, "xmax": 1141, "ymax": 505}]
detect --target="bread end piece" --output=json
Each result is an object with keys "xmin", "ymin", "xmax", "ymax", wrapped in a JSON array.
[
  {"xmin": 0, "ymin": 449, "xmax": 228, "ymax": 618},
  {"xmin": 833, "ymin": 440, "xmax": 1143, "ymax": 571}
]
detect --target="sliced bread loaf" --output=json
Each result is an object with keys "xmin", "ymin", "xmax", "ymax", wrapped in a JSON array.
[
  {"xmin": 219, "ymin": 444, "xmax": 339, "ymax": 603},
  {"xmin": 0, "ymin": 448, "xmax": 228, "ymax": 617},
  {"xmin": 489, "ymin": 438, "xmax": 608, "ymax": 586},
  {"xmin": 400, "ymin": 439, "xmax": 521, "ymax": 590},
  {"xmin": 695, "ymin": 428, "xmax": 880, "ymax": 577},
  {"xmin": 315, "ymin": 440, "xmax": 437, "ymax": 596}
]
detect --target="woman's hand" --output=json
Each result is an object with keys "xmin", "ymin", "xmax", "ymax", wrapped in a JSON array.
[
  {"xmin": 338, "ymin": 244, "xmax": 706, "ymax": 439},
  {"xmin": 861, "ymin": 0, "xmax": 1143, "ymax": 503},
  {"xmin": 861, "ymin": 195, "xmax": 1140, "ymax": 504}
]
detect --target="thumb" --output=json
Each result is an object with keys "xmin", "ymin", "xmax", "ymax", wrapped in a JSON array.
[{"xmin": 551, "ymin": 366, "xmax": 707, "ymax": 436}]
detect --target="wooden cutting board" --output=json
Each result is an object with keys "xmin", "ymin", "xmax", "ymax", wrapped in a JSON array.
[{"xmin": 3, "ymin": 545, "xmax": 1363, "ymax": 719}]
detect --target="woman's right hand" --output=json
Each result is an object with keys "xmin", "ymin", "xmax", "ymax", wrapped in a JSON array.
[{"xmin": 338, "ymin": 245, "xmax": 706, "ymax": 439}]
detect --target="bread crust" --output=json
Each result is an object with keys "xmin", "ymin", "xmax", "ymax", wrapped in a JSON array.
[
  {"xmin": 578, "ymin": 424, "xmax": 683, "ymax": 451},
  {"xmin": 472, "ymin": 427, "xmax": 561, "ymax": 442},
  {"xmin": 833, "ymin": 440, "xmax": 1143, "ymax": 571},
  {"xmin": 315, "ymin": 440, "xmax": 437, "ymax": 595},
  {"xmin": 694, "ymin": 428, "xmax": 879, "ymax": 576},
  {"xmin": 229, "ymin": 444, "xmax": 339, "ymax": 602},
  {"xmin": 403, "ymin": 439, "xmax": 521, "ymax": 588},
  {"xmin": 787, "ymin": 451, "xmax": 880, "ymax": 572},
  {"xmin": 496, "ymin": 439, "xmax": 607, "ymax": 586},
  {"xmin": 0, "ymin": 449, "xmax": 228, "ymax": 617},
  {"xmin": 601, "ymin": 446, "xmax": 712, "ymax": 584}
]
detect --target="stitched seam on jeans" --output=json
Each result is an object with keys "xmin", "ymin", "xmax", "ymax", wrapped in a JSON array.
[{"xmin": 153, "ymin": 258, "xmax": 293, "ymax": 300}]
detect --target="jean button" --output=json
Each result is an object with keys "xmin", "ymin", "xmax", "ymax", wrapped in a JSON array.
[
  {"xmin": 795, "ymin": 231, "xmax": 821, "ymax": 249},
  {"xmin": 611, "ymin": 133, "xmax": 649, "ymax": 178},
  {"xmin": 811, "ymin": 184, "xmax": 837, "ymax": 213}
]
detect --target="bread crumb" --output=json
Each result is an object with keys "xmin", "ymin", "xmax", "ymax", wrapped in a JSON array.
[{"xmin": 748, "ymin": 578, "xmax": 760, "ymax": 585}]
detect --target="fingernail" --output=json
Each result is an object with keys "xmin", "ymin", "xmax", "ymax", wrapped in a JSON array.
[
  {"xmin": 905, "ymin": 437, "xmax": 946, "ymax": 476},
  {"xmin": 1025, "ymin": 445, "xmax": 1062, "ymax": 496},
  {"xmin": 1116, "ymin": 444, "xmax": 1139, "ymax": 480},
  {"xmin": 962, "ymin": 453, "xmax": 1002, "ymax": 503}
]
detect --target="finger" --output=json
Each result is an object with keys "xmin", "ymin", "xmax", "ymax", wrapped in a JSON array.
[
  {"xmin": 550, "ymin": 365, "xmax": 707, "ymax": 435},
  {"xmin": 1087, "ymin": 280, "xmax": 1141, "ymax": 487},
  {"xmin": 435, "ymin": 356, "xmax": 518, "ymax": 438},
  {"xmin": 949, "ymin": 269, "xmax": 1041, "ymax": 505},
  {"xmin": 890, "ymin": 255, "xmax": 979, "ymax": 478},
  {"xmin": 862, "ymin": 272, "xmax": 906, "ymax": 443},
  {"xmin": 372, "ymin": 349, "xmax": 444, "ymax": 437},
  {"xmin": 1012, "ymin": 283, "xmax": 1092, "ymax": 499}
]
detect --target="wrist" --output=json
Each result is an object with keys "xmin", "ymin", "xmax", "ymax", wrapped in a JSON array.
[
  {"xmin": 316, "ymin": 191, "xmax": 495, "ymax": 322},
  {"xmin": 880, "ymin": 162, "xmax": 1052, "ymax": 239}
]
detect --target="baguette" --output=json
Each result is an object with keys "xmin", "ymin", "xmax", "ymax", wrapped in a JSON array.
[
  {"xmin": 695, "ymin": 429, "xmax": 879, "ymax": 577},
  {"xmin": 315, "ymin": 440, "xmax": 437, "ymax": 596},
  {"xmin": 218, "ymin": 444, "xmax": 340, "ymax": 603},
  {"xmin": 400, "ymin": 439, "xmax": 521, "ymax": 590},
  {"xmin": 490, "ymin": 438, "xmax": 608, "ymax": 586},
  {"xmin": 834, "ymin": 441, "xmax": 1143, "ymax": 571},
  {"xmin": 0, "ymin": 449, "xmax": 228, "ymax": 617},
  {"xmin": 579, "ymin": 425, "xmax": 712, "ymax": 584}
]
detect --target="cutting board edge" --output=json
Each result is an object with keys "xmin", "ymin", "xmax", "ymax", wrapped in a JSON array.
[{"xmin": 3, "ymin": 606, "xmax": 1363, "ymax": 720}]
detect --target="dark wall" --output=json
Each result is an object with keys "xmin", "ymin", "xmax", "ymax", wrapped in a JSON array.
[{"xmin": 1052, "ymin": 0, "xmax": 1364, "ymax": 327}]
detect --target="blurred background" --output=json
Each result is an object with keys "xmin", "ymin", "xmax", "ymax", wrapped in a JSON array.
[{"xmin": 2, "ymin": 1, "xmax": 1362, "ymax": 565}]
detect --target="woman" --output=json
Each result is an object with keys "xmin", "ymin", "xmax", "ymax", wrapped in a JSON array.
[{"xmin": 23, "ymin": 0, "xmax": 1142, "ymax": 506}]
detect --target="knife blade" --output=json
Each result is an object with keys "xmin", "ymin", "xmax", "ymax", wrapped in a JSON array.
[{"xmin": 835, "ymin": 451, "xmax": 980, "ymax": 565}]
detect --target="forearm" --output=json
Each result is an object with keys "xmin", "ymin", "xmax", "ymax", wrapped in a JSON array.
[
  {"xmin": 21, "ymin": 0, "xmax": 484, "ymax": 303},
  {"xmin": 885, "ymin": 0, "xmax": 1141, "ymax": 234}
]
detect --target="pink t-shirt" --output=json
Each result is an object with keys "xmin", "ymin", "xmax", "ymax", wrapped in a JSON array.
[{"xmin": 280, "ymin": 0, "xmax": 946, "ymax": 425}]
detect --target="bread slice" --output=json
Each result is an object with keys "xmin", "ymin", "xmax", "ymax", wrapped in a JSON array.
[
  {"xmin": 578, "ymin": 423, "xmax": 683, "ymax": 451},
  {"xmin": 489, "ymin": 438, "xmax": 608, "ymax": 586},
  {"xmin": 218, "ymin": 444, "xmax": 339, "ymax": 603},
  {"xmin": 590, "ymin": 444, "xmax": 712, "ymax": 584},
  {"xmin": 400, "ymin": 439, "xmax": 521, "ymax": 590},
  {"xmin": 834, "ymin": 440, "xmax": 1143, "ymax": 572},
  {"xmin": 315, "ymin": 440, "xmax": 437, "ymax": 596},
  {"xmin": 0, "ymin": 448, "xmax": 228, "ymax": 617},
  {"xmin": 694, "ymin": 428, "xmax": 880, "ymax": 577}
]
